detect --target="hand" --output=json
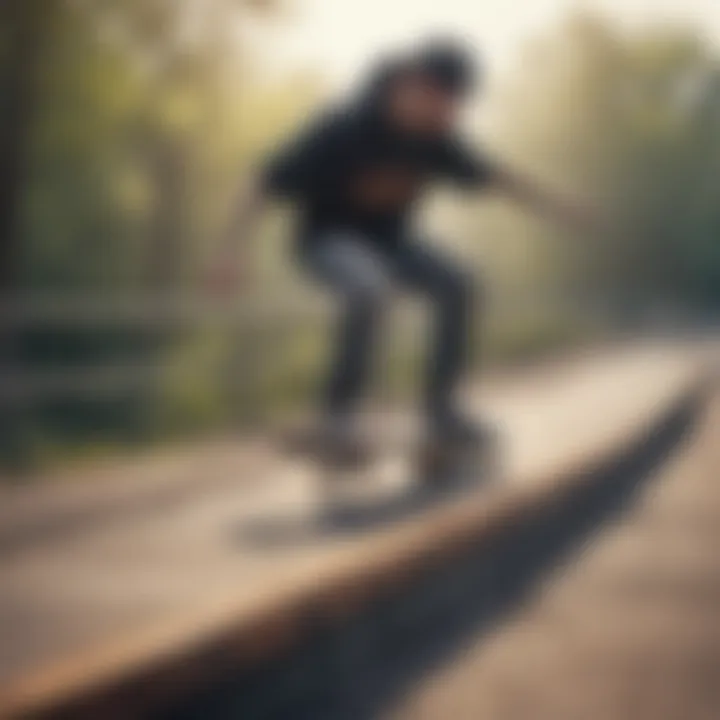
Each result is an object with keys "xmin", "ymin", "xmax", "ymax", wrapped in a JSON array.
[
  {"xmin": 495, "ymin": 169, "xmax": 604, "ymax": 235},
  {"xmin": 207, "ymin": 245, "xmax": 246, "ymax": 298},
  {"xmin": 558, "ymin": 200, "xmax": 604, "ymax": 235},
  {"xmin": 208, "ymin": 182, "xmax": 263, "ymax": 297}
]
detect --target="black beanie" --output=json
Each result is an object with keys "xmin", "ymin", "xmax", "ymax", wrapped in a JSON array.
[{"xmin": 411, "ymin": 39, "xmax": 477, "ymax": 95}]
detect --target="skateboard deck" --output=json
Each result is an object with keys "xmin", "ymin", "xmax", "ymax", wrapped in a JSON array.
[{"xmin": 276, "ymin": 422, "xmax": 503, "ymax": 531}]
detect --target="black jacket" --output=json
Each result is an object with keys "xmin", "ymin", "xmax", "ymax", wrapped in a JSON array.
[{"xmin": 262, "ymin": 64, "xmax": 495, "ymax": 249}]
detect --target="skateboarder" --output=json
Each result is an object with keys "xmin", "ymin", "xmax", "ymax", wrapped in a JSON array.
[{"xmin": 215, "ymin": 39, "xmax": 592, "ymax": 465}]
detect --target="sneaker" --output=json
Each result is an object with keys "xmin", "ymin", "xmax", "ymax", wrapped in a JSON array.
[
  {"xmin": 283, "ymin": 419, "xmax": 373, "ymax": 469},
  {"xmin": 429, "ymin": 410, "xmax": 497, "ymax": 449}
]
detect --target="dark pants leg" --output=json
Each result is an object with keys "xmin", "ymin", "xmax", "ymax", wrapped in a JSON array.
[
  {"xmin": 303, "ymin": 234, "xmax": 477, "ymax": 426},
  {"xmin": 325, "ymin": 296, "xmax": 382, "ymax": 416},
  {"xmin": 394, "ymin": 242, "xmax": 478, "ymax": 424},
  {"xmin": 302, "ymin": 236, "xmax": 392, "ymax": 419}
]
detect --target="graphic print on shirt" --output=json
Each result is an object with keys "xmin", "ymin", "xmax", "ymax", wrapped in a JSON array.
[{"xmin": 348, "ymin": 163, "xmax": 427, "ymax": 212}]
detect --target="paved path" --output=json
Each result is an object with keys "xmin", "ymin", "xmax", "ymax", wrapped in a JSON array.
[
  {"xmin": 0, "ymin": 341, "xmax": 710, "ymax": 702},
  {"xmin": 388, "ymin": 372, "xmax": 720, "ymax": 720}
]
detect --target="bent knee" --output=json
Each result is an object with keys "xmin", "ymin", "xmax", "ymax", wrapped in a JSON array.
[
  {"xmin": 441, "ymin": 266, "xmax": 480, "ymax": 309},
  {"xmin": 347, "ymin": 275, "xmax": 392, "ymax": 313}
]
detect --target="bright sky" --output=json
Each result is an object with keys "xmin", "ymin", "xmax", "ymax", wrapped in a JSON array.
[{"xmin": 255, "ymin": 0, "xmax": 720, "ymax": 87}]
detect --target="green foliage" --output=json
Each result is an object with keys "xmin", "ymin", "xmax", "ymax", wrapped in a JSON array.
[{"xmin": 487, "ymin": 12, "xmax": 720, "ymax": 313}]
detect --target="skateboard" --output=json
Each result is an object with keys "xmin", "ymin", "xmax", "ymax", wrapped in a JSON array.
[
  {"xmin": 415, "ymin": 431, "xmax": 499, "ymax": 492},
  {"xmin": 278, "ymin": 422, "xmax": 502, "ymax": 527}
]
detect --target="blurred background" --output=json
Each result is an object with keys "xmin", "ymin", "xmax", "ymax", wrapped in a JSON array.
[{"xmin": 1, "ymin": 0, "xmax": 720, "ymax": 476}]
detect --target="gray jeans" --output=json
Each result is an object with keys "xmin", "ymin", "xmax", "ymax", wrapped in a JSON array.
[{"xmin": 301, "ymin": 233, "xmax": 478, "ymax": 425}]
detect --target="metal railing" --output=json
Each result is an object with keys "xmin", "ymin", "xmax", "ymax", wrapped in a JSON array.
[
  {"xmin": 0, "ymin": 293, "xmax": 330, "ymax": 403},
  {"xmin": 0, "ymin": 289, "xmax": 592, "ymax": 403}
]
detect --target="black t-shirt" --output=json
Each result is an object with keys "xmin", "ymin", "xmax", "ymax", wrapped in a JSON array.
[{"xmin": 261, "ymin": 106, "xmax": 496, "ymax": 249}]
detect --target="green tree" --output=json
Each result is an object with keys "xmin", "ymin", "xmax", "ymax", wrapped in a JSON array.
[{"xmin": 488, "ymin": 13, "xmax": 720, "ymax": 319}]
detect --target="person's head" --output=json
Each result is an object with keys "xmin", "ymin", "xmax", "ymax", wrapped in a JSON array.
[{"xmin": 384, "ymin": 40, "xmax": 478, "ymax": 136}]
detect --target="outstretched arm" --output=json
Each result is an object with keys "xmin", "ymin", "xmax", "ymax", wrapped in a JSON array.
[
  {"xmin": 210, "ymin": 176, "xmax": 267, "ymax": 294},
  {"xmin": 492, "ymin": 165, "xmax": 598, "ymax": 232},
  {"xmin": 442, "ymin": 139, "xmax": 598, "ymax": 233}
]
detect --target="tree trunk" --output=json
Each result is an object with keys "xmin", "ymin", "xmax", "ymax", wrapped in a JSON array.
[
  {"xmin": 0, "ymin": 0, "xmax": 53, "ymax": 295},
  {"xmin": 0, "ymin": 0, "xmax": 53, "ymax": 473}
]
